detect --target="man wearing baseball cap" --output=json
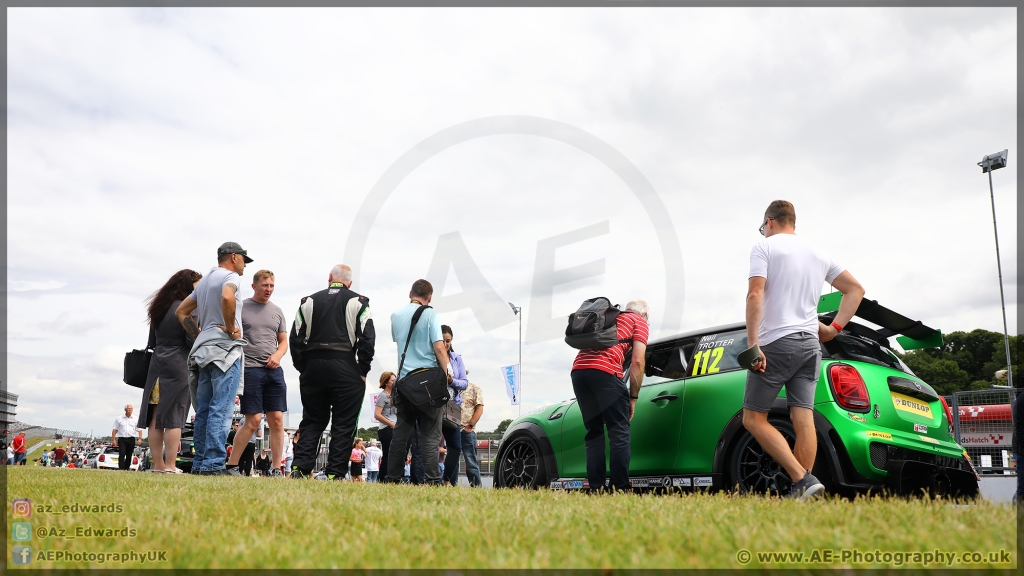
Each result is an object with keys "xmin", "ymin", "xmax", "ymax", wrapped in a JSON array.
[{"xmin": 176, "ymin": 241, "xmax": 253, "ymax": 475}]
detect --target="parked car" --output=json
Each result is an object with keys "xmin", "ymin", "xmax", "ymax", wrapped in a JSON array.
[
  {"xmin": 176, "ymin": 422, "xmax": 195, "ymax": 473},
  {"xmin": 493, "ymin": 296, "xmax": 980, "ymax": 498},
  {"xmin": 95, "ymin": 446, "xmax": 140, "ymax": 471},
  {"xmin": 84, "ymin": 448, "xmax": 104, "ymax": 469}
]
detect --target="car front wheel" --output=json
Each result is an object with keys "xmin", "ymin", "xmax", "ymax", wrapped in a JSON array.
[
  {"xmin": 495, "ymin": 435, "xmax": 546, "ymax": 489},
  {"xmin": 728, "ymin": 419, "xmax": 797, "ymax": 497}
]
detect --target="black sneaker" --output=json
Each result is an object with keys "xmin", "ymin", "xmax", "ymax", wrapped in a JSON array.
[
  {"xmin": 789, "ymin": 473, "xmax": 825, "ymax": 500},
  {"xmin": 222, "ymin": 467, "xmax": 243, "ymax": 477},
  {"xmin": 290, "ymin": 469, "xmax": 308, "ymax": 479}
]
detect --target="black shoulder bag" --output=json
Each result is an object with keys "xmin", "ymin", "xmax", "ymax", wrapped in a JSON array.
[
  {"xmin": 394, "ymin": 306, "xmax": 451, "ymax": 409},
  {"xmin": 123, "ymin": 326, "xmax": 156, "ymax": 389}
]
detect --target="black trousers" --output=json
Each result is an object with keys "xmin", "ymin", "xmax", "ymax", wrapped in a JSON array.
[
  {"xmin": 117, "ymin": 437, "xmax": 136, "ymax": 470},
  {"xmin": 239, "ymin": 442, "xmax": 256, "ymax": 476},
  {"xmin": 292, "ymin": 358, "xmax": 364, "ymax": 478},
  {"xmin": 386, "ymin": 400, "xmax": 443, "ymax": 484},
  {"xmin": 378, "ymin": 426, "xmax": 393, "ymax": 481}
]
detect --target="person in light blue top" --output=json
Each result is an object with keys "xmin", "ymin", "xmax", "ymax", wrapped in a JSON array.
[
  {"xmin": 440, "ymin": 324, "xmax": 467, "ymax": 486},
  {"xmin": 390, "ymin": 295, "xmax": 444, "ymax": 380},
  {"xmin": 385, "ymin": 279, "xmax": 451, "ymax": 485}
]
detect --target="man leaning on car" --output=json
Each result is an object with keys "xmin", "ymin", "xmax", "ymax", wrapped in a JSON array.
[{"xmin": 742, "ymin": 200, "xmax": 864, "ymax": 500}]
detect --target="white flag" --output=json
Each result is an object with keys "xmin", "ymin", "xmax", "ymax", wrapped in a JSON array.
[{"xmin": 501, "ymin": 364, "xmax": 520, "ymax": 406}]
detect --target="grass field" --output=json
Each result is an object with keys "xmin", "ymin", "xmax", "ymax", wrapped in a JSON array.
[{"xmin": 4, "ymin": 467, "xmax": 1018, "ymax": 569}]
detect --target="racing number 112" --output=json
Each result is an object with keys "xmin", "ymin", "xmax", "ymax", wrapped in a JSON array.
[{"xmin": 692, "ymin": 347, "xmax": 723, "ymax": 375}]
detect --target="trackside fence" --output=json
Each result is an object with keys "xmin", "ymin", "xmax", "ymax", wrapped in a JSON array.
[{"xmin": 950, "ymin": 388, "xmax": 1018, "ymax": 476}]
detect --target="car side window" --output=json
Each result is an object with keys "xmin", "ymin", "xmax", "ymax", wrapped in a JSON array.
[
  {"xmin": 644, "ymin": 340, "xmax": 695, "ymax": 384},
  {"xmin": 687, "ymin": 329, "xmax": 749, "ymax": 377}
]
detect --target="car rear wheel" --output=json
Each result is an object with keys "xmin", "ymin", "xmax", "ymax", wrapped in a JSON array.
[
  {"xmin": 728, "ymin": 419, "xmax": 796, "ymax": 497},
  {"xmin": 495, "ymin": 435, "xmax": 546, "ymax": 489}
]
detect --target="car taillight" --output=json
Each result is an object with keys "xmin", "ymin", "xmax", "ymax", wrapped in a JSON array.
[
  {"xmin": 939, "ymin": 396, "xmax": 955, "ymax": 437},
  {"xmin": 98, "ymin": 455, "xmax": 105, "ymax": 462},
  {"xmin": 828, "ymin": 364, "xmax": 870, "ymax": 412}
]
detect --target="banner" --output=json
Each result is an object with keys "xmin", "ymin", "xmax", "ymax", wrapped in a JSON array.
[
  {"xmin": 501, "ymin": 364, "xmax": 520, "ymax": 406},
  {"xmin": 368, "ymin": 393, "xmax": 380, "ymax": 425}
]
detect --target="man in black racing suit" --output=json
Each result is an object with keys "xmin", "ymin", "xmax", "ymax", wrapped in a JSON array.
[{"xmin": 289, "ymin": 264, "xmax": 375, "ymax": 479}]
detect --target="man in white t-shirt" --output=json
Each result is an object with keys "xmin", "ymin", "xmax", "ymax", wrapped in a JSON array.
[
  {"xmin": 364, "ymin": 439, "xmax": 383, "ymax": 483},
  {"xmin": 742, "ymin": 200, "xmax": 864, "ymax": 500}
]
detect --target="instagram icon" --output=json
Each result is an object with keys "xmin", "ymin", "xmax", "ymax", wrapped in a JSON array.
[{"xmin": 12, "ymin": 498, "xmax": 32, "ymax": 518}]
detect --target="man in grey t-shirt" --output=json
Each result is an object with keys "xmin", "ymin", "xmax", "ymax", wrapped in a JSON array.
[
  {"xmin": 176, "ymin": 241, "xmax": 251, "ymax": 475},
  {"xmin": 226, "ymin": 269, "xmax": 289, "ymax": 477}
]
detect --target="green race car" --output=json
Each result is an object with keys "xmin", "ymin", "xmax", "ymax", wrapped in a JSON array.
[{"xmin": 493, "ymin": 294, "xmax": 980, "ymax": 498}]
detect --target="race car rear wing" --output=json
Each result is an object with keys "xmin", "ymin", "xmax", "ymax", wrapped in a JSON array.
[{"xmin": 817, "ymin": 292, "xmax": 942, "ymax": 350}]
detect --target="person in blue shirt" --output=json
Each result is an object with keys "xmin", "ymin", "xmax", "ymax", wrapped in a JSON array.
[{"xmin": 383, "ymin": 279, "xmax": 451, "ymax": 485}]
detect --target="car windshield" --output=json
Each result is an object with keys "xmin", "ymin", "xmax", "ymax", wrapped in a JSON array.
[{"xmin": 823, "ymin": 334, "xmax": 912, "ymax": 374}]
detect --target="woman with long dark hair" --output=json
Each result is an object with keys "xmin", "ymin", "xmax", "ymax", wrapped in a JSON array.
[{"xmin": 138, "ymin": 269, "xmax": 202, "ymax": 473}]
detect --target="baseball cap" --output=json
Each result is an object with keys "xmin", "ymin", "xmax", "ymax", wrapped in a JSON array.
[{"xmin": 217, "ymin": 242, "xmax": 253, "ymax": 263}]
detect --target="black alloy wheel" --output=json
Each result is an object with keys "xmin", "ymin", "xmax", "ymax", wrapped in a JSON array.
[
  {"xmin": 496, "ymin": 436, "xmax": 545, "ymax": 489},
  {"xmin": 729, "ymin": 419, "xmax": 797, "ymax": 497}
]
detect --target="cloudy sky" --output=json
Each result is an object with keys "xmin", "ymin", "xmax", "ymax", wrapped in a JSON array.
[{"xmin": 6, "ymin": 7, "xmax": 1016, "ymax": 436}]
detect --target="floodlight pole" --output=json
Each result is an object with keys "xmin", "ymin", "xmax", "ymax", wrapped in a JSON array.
[
  {"xmin": 982, "ymin": 162, "xmax": 1013, "ymax": 389},
  {"xmin": 509, "ymin": 302, "xmax": 522, "ymax": 417}
]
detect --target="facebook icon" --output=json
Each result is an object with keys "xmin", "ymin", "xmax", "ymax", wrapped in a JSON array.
[{"xmin": 12, "ymin": 546, "xmax": 32, "ymax": 565}]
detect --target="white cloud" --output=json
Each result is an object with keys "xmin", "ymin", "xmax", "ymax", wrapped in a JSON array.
[{"xmin": 6, "ymin": 7, "xmax": 1016, "ymax": 436}]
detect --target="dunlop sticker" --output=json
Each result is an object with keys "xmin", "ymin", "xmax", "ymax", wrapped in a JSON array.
[
  {"xmin": 867, "ymin": 431, "xmax": 893, "ymax": 441},
  {"xmin": 890, "ymin": 391, "xmax": 933, "ymax": 419}
]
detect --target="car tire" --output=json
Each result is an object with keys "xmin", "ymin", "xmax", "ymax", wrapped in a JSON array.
[
  {"xmin": 727, "ymin": 418, "xmax": 797, "ymax": 497},
  {"xmin": 495, "ymin": 434, "xmax": 546, "ymax": 490}
]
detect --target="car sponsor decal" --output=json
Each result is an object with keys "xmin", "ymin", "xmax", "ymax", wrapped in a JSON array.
[
  {"xmin": 693, "ymin": 477, "xmax": 713, "ymax": 487},
  {"xmin": 847, "ymin": 412, "xmax": 867, "ymax": 423},
  {"xmin": 672, "ymin": 477, "xmax": 692, "ymax": 487},
  {"xmin": 629, "ymin": 478, "xmax": 650, "ymax": 488},
  {"xmin": 890, "ymin": 391, "xmax": 933, "ymax": 419},
  {"xmin": 918, "ymin": 435, "xmax": 939, "ymax": 445},
  {"xmin": 563, "ymin": 480, "xmax": 584, "ymax": 489},
  {"xmin": 959, "ymin": 432, "xmax": 1012, "ymax": 446},
  {"xmin": 866, "ymin": 431, "xmax": 892, "ymax": 441},
  {"xmin": 550, "ymin": 481, "xmax": 563, "ymax": 490},
  {"xmin": 913, "ymin": 423, "xmax": 928, "ymax": 433}
]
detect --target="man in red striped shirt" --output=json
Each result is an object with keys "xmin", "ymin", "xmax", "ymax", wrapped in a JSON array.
[{"xmin": 570, "ymin": 300, "xmax": 650, "ymax": 492}]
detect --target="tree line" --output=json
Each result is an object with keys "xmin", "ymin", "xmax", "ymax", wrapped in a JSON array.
[{"xmin": 895, "ymin": 329, "xmax": 1020, "ymax": 396}]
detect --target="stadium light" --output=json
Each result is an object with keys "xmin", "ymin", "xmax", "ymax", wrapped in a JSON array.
[
  {"xmin": 509, "ymin": 302, "xmax": 522, "ymax": 417},
  {"xmin": 977, "ymin": 149, "xmax": 1013, "ymax": 388}
]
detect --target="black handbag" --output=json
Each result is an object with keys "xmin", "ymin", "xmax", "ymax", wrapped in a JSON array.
[
  {"xmin": 123, "ymin": 328, "xmax": 155, "ymax": 389},
  {"xmin": 394, "ymin": 306, "xmax": 451, "ymax": 409}
]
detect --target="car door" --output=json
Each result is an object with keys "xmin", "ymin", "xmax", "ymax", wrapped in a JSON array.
[
  {"xmin": 557, "ymin": 339, "xmax": 693, "ymax": 479},
  {"xmin": 675, "ymin": 328, "xmax": 750, "ymax": 473}
]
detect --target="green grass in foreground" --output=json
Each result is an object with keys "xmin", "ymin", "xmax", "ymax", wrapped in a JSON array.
[{"xmin": 4, "ymin": 467, "xmax": 1018, "ymax": 569}]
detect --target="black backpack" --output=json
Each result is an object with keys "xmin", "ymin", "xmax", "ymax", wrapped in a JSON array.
[{"xmin": 564, "ymin": 297, "xmax": 634, "ymax": 350}]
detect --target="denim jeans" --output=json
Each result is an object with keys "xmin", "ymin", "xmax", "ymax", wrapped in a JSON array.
[
  {"xmin": 570, "ymin": 369, "xmax": 631, "ymax": 491},
  {"xmin": 460, "ymin": 429, "xmax": 482, "ymax": 487},
  {"xmin": 193, "ymin": 359, "xmax": 241, "ymax": 472},
  {"xmin": 367, "ymin": 470, "xmax": 379, "ymax": 483},
  {"xmin": 441, "ymin": 424, "xmax": 463, "ymax": 485}
]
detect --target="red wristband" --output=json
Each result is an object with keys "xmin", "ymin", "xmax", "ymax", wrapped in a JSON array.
[{"xmin": 830, "ymin": 321, "xmax": 843, "ymax": 333}]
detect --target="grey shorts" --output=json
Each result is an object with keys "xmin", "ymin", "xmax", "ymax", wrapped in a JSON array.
[{"xmin": 743, "ymin": 332, "xmax": 821, "ymax": 412}]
